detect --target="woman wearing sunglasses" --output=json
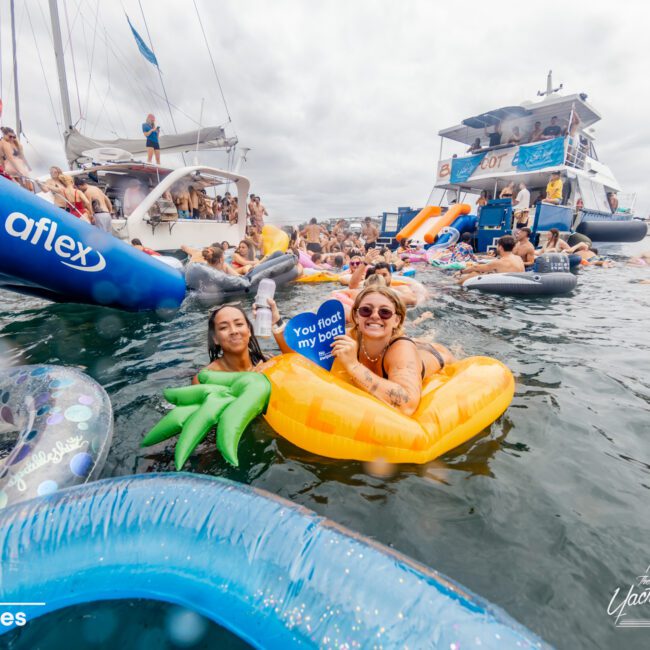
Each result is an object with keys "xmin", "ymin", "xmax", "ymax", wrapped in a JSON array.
[{"xmin": 328, "ymin": 286, "xmax": 453, "ymax": 415}]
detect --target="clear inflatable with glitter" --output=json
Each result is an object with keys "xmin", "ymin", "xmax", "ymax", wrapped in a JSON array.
[
  {"xmin": 0, "ymin": 365, "xmax": 113, "ymax": 508},
  {"xmin": 0, "ymin": 474, "xmax": 549, "ymax": 648}
]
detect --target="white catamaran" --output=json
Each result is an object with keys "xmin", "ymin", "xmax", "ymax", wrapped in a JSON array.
[
  {"xmin": 14, "ymin": 0, "xmax": 252, "ymax": 250},
  {"xmin": 430, "ymin": 71, "xmax": 647, "ymax": 249}
]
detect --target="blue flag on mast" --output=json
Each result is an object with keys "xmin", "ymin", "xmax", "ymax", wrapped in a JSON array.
[{"xmin": 126, "ymin": 15, "xmax": 159, "ymax": 67}]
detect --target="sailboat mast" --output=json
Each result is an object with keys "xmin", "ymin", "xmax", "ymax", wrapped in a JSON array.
[
  {"xmin": 10, "ymin": 0, "xmax": 20, "ymax": 134},
  {"xmin": 48, "ymin": 0, "xmax": 73, "ymax": 133}
]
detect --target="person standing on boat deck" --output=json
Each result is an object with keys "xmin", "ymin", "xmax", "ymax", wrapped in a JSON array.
[
  {"xmin": 544, "ymin": 172, "xmax": 563, "ymax": 205},
  {"xmin": 173, "ymin": 185, "xmax": 192, "ymax": 219},
  {"xmin": 76, "ymin": 177, "xmax": 113, "ymax": 215},
  {"xmin": 91, "ymin": 199, "xmax": 112, "ymax": 234},
  {"xmin": 499, "ymin": 182, "xmax": 515, "ymax": 200},
  {"xmin": 507, "ymin": 126, "xmax": 522, "ymax": 145},
  {"xmin": 541, "ymin": 116, "xmax": 562, "ymax": 140},
  {"xmin": 607, "ymin": 192, "xmax": 619, "ymax": 213},
  {"xmin": 43, "ymin": 166, "xmax": 68, "ymax": 209},
  {"xmin": 252, "ymin": 196, "xmax": 268, "ymax": 229},
  {"xmin": 484, "ymin": 121, "xmax": 502, "ymax": 148},
  {"xmin": 1, "ymin": 127, "xmax": 32, "ymax": 189},
  {"xmin": 467, "ymin": 138, "xmax": 482, "ymax": 153},
  {"xmin": 362, "ymin": 217, "xmax": 379, "ymax": 250},
  {"xmin": 247, "ymin": 194, "xmax": 256, "ymax": 224},
  {"xmin": 528, "ymin": 121, "xmax": 544, "ymax": 143},
  {"xmin": 513, "ymin": 182, "xmax": 531, "ymax": 227},
  {"xmin": 142, "ymin": 114, "xmax": 161, "ymax": 164},
  {"xmin": 513, "ymin": 228, "xmax": 536, "ymax": 268},
  {"xmin": 188, "ymin": 185, "xmax": 201, "ymax": 219}
]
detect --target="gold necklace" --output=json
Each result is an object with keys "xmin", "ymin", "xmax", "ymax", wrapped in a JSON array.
[{"xmin": 361, "ymin": 339, "xmax": 390, "ymax": 364}]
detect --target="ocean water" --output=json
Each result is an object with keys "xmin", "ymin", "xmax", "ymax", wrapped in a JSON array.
[{"xmin": 1, "ymin": 240, "xmax": 649, "ymax": 649}]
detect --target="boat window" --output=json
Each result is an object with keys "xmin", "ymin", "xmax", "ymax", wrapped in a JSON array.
[{"xmin": 576, "ymin": 176, "xmax": 609, "ymax": 212}]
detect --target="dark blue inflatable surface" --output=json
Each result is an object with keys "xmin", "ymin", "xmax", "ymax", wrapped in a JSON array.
[
  {"xmin": 0, "ymin": 177, "xmax": 186, "ymax": 311},
  {"xmin": 0, "ymin": 474, "xmax": 550, "ymax": 648}
]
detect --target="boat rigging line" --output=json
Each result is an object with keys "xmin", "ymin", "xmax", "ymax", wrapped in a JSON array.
[
  {"xmin": 192, "ymin": 0, "xmax": 233, "ymax": 125},
  {"xmin": 62, "ymin": 0, "xmax": 84, "ymax": 127}
]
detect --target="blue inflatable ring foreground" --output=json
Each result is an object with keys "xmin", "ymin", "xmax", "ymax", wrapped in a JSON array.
[{"xmin": 0, "ymin": 474, "xmax": 549, "ymax": 648}]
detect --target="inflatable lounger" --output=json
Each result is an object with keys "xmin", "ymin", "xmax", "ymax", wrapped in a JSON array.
[
  {"xmin": 0, "ymin": 177, "xmax": 186, "ymax": 311},
  {"xmin": 464, "ymin": 272, "xmax": 577, "ymax": 296},
  {"xmin": 0, "ymin": 365, "xmax": 113, "ymax": 508},
  {"xmin": 185, "ymin": 252, "xmax": 299, "ymax": 306},
  {"xmin": 0, "ymin": 474, "xmax": 549, "ymax": 649}
]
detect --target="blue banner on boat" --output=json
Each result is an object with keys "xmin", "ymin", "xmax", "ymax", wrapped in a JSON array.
[
  {"xmin": 450, "ymin": 152, "xmax": 486, "ymax": 183},
  {"xmin": 516, "ymin": 137, "xmax": 565, "ymax": 172},
  {"xmin": 284, "ymin": 299, "xmax": 345, "ymax": 370}
]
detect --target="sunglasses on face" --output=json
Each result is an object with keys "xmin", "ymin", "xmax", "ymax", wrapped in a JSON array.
[
  {"xmin": 349, "ymin": 261, "xmax": 361, "ymax": 267},
  {"xmin": 356, "ymin": 305, "xmax": 395, "ymax": 319}
]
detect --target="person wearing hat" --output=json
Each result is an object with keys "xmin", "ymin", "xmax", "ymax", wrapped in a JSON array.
[{"xmin": 544, "ymin": 172, "xmax": 563, "ymax": 205}]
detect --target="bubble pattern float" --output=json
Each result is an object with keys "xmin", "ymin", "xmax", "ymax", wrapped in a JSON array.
[{"xmin": 0, "ymin": 365, "xmax": 113, "ymax": 508}]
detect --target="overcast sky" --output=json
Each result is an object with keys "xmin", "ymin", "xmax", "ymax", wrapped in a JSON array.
[{"xmin": 1, "ymin": 0, "xmax": 649, "ymax": 223}]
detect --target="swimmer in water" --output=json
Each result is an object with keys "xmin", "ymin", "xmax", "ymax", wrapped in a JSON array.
[{"xmin": 270, "ymin": 286, "xmax": 454, "ymax": 415}]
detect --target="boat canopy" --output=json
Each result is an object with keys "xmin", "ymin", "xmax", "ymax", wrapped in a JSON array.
[
  {"xmin": 439, "ymin": 93, "xmax": 601, "ymax": 146},
  {"xmin": 462, "ymin": 106, "xmax": 532, "ymax": 129},
  {"xmin": 65, "ymin": 126, "xmax": 238, "ymax": 166}
]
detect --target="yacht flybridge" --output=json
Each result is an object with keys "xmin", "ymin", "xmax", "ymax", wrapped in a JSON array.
[{"xmin": 430, "ymin": 72, "xmax": 646, "ymax": 247}]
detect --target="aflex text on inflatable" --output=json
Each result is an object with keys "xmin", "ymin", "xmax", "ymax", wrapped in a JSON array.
[
  {"xmin": 283, "ymin": 299, "xmax": 346, "ymax": 370},
  {"xmin": 0, "ymin": 474, "xmax": 550, "ymax": 648},
  {"xmin": 0, "ymin": 365, "xmax": 113, "ymax": 508},
  {"xmin": 0, "ymin": 177, "xmax": 186, "ymax": 311},
  {"xmin": 262, "ymin": 353, "xmax": 515, "ymax": 464},
  {"xmin": 141, "ymin": 371, "xmax": 271, "ymax": 468}
]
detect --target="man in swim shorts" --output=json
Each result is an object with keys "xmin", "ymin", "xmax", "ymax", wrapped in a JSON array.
[
  {"xmin": 301, "ymin": 218, "xmax": 328, "ymax": 253},
  {"xmin": 362, "ymin": 217, "xmax": 379, "ymax": 250}
]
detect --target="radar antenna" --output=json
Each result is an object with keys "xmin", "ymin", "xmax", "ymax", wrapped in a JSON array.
[{"xmin": 537, "ymin": 70, "xmax": 563, "ymax": 97}]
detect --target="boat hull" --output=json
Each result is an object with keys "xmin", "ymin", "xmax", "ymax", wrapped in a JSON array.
[{"xmin": 576, "ymin": 218, "xmax": 647, "ymax": 243}]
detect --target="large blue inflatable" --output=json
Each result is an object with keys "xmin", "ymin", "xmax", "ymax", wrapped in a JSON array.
[
  {"xmin": 0, "ymin": 177, "xmax": 186, "ymax": 311},
  {"xmin": 0, "ymin": 474, "xmax": 549, "ymax": 648}
]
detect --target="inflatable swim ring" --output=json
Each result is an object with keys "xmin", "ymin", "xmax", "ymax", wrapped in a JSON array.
[
  {"xmin": 0, "ymin": 474, "xmax": 546, "ymax": 647},
  {"xmin": 0, "ymin": 365, "xmax": 113, "ymax": 508},
  {"xmin": 297, "ymin": 249, "xmax": 317, "ymax": 269},
  {"xmin": 261, "ymin": 353, "xmax": 514, "ymax": 464}
]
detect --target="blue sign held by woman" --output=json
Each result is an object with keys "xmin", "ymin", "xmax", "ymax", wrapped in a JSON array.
[{"xmin": 284, "ymin": 300, "xmax": 345, "ymax": 370}]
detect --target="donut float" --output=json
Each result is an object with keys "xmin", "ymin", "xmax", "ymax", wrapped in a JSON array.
[{"xmin": 0, "ymin": 365, "xmax": 113, "ymax": 508}]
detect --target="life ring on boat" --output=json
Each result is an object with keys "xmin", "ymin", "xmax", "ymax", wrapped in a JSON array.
[
  {"xmin": 0, "ymin": 365, "xmax": 113, "ymax": 509},
  {"xmin": 0, "ymin": 474, "xmax": 545, "ymax": 647},
  {"xmin": 261, "ymin": 353, "xmax": 514, "ymax": 464},
  {"xmin": 261, "ymin": 224, "xmax": 289, "ymax": 256}
]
